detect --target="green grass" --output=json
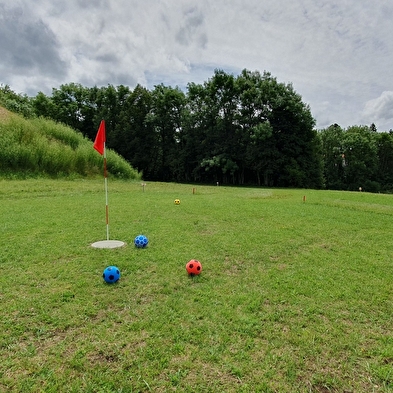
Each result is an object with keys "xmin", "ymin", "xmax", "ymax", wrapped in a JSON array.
[
  {"xmin": 0, "ymin": 107, "xmax": 140, "ymax": 179},
  {"xmin": 0, "ymin": 180, "xmax": 392, "ymax": 392}
]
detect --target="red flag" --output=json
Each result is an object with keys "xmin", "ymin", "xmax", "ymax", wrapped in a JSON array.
[{"xmin": 93, "ymin": 120, "xmax": 106, "ymax": 155}]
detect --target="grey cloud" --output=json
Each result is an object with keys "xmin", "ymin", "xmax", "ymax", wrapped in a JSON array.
[
  {"xmin": 0, "ymin": 4, "xmax": 66, "ymax": 78},
  {"xmin": 94, "ymin": 52, "xmax": 121, "ymax": 64},
  {"xmin": 76, "ymin": 0, "xmax": 110, "ymax": 10},
  {"xmin": 79, "ymin": 71, "xmax": 137, "ymax": 89},
  {"xmin": 46, "ymin": 0, "xmax": 109, "ymax": 18},
  {"xmin": 175, "ymin": 7, "xmax": 207, "ymax": 48}
]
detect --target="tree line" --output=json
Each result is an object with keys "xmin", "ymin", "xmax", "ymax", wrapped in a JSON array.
[{"xmin": 1, "ymin": 69, "xmax": 393, "ymax": 192}]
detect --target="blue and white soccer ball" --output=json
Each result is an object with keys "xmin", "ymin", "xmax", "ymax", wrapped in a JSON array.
[
  {"xmin": 134, "ymin": 234, "xmax": 148, "ymax": 248},
  {"xmin": 103, "ymin": 266, "xmax": 120, "ymax": 284}
]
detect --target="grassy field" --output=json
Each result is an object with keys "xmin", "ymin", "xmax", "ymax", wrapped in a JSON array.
[{"xmin": 0, "ymin": 179, "xmax": 392, "ymax": 392}]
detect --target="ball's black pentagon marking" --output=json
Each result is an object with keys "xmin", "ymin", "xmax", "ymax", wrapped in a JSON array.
[{"xmin": 109, "ymin": 275, "xmax": 114, "ymax": 280}]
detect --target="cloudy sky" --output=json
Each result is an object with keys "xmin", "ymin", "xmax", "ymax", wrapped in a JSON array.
[{"xmin": 1, "ymin": 0, "xmax": 393, "ymax": 131}]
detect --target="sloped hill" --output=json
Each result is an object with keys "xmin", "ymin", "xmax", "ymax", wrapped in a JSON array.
[{"xmin": 0, "ymin": 106, "xmax": 140, "ymax": 179}]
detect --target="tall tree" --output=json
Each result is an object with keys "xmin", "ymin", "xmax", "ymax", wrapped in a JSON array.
[
  {"xmin": 264, "ymin": 74, "xmax": 320, "ymax": 187},
  {"xmin": 48, "ymin": 83, "xmax": 96, "ymax": 136},
  {"xmin": 342, "ymin": 126, "xmax": 378, "ymax": 191},
  {"xmin": 319, "ymin": 124, "xmax": 346, "ymax": 189},
  {"xmin": 113, "ymin": 85, "xmax": 159, "ymax": 179},
  {"xmin": 376, "ymin": 131, "xmax": 393, "ymax": 191},
  {"xmin": 185, "ymin": 70, "xmax": 241, "ymax": 184},
  {"xmin": 236, "ymin": 70, "xmax": 275, "ymax": 185},
  {"xmin": 145, "ymin": 84, "xmax": 186, "ymax": 181},
  {"xmin": 181, "ymin": 82, "xmax": 211, "ymax": 182}
]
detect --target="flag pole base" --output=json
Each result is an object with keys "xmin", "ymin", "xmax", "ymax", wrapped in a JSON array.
[{"xmin": 91, "ymin": 240, "xmax": 125, "ymax": 249}]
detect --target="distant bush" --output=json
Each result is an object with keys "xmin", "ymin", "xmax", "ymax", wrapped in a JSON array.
[
  {"xmin": 363, "ymin": 180, "xmax": 381, "ymax": 193},
  {"xmin": 0, "ymin": 108, "xmax": 141, "ymax": 180},
  {"xmin": 0, "ymin": 85, "xmax": 34, "ymax": 118}
]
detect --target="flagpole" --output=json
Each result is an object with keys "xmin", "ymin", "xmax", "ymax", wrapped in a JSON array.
[
  {"xmin": 91, "ymin": 119, "xmax": 124, "ymax": 249},
  {"xmin": 104, "ymin": 142, "xmax": 109, "ymax": 241}
]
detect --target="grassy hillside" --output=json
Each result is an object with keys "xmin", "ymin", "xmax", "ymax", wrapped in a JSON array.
[
  {"xmin": 1, "ymin": 180, "xmax": 392, "ymax": 392},
  {"xmin": 0, "ymin": 106, "xmax": 140, "ymax": 180}
]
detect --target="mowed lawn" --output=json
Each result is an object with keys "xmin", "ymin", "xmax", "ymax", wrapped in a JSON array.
[{"xmin": 0, "ymin": 179, "xmax": 392, "ymax": 392}]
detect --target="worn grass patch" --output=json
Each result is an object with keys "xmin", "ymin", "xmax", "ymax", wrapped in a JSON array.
[{"xmin": 0, "ymin": 180, "xmax": 392, "ymax": 392}]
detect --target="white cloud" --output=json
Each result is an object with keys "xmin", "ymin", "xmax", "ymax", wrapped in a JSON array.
[{"xmin": 363, "ymin": 91, "xmax": 393, "ymax": 129}]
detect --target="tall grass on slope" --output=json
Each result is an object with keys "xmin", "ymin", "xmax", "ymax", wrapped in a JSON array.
[{"xmin": 0, "ymin": 112, "xmax": 140, "ymax": 179}]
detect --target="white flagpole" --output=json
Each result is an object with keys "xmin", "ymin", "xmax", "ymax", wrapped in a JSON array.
[
  {"xmin": 91, "ymin": 120, "xmax": 124, "ymax": 249},
  {"xmin": 104, "ymin": 142, "xmax": 109, "ymax": 241}
]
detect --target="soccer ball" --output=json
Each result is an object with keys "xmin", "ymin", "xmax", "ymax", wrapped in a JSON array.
[
  {"xmin": 186, "ymin": 259, "xmax": 202, "ymax": 276},
  {"xmin": 134, "ymin": 234, "xmax": 148, "ymax": 248},
  {"xmin": 103, "ymin": 266, "xmax": 120, "ymax": 284},
  {"xmin": 174, "ymin": 199, "xmax": 181, "ymax": 205}
]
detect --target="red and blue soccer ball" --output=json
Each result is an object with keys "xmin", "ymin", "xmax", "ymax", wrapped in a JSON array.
[
  {"xmin": 134, "ymin": 234, "xmax": 148, "ymax": 248},
  {"xmin": 103, "ymin": 266, "xmax": 120, "ymax": 284}
]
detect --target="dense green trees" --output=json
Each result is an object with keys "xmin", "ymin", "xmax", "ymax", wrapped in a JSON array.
[
  {"xmin": 2, "ymin": 71, "xmax": 393, "ymax": 192},
  {"xmin": 179, "ymin": 69, "xmax": 321, "ymax": 187},
  {"xmin": 319, "ymin": 124, "xmax": 393, "ymax": 192},
  {"xmin": 26, "ymin": 69, "xmax": 322, "ymax": 187}
]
